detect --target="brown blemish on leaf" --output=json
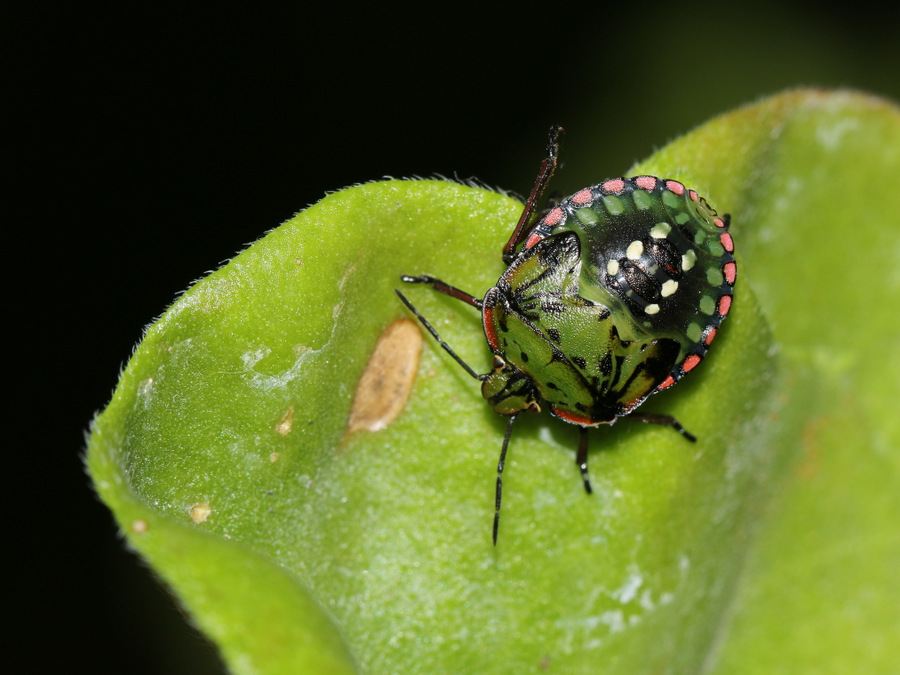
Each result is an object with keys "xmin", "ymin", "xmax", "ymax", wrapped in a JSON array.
[
  {"xmin": 346, "ymin": 318, "xmax": 422, "ymax": 435},
  {"xmin": 275, "ymin": 405, "xmax": 294, "ymax": 436}
]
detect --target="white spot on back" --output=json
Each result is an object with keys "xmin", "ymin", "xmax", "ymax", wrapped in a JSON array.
[
  {"xmin": 645, "ymin": 303, "xmax": 660, "ymax": 315},
  {"xmin": 661, "ymin": 280, "xmax": 679, "ymax": 297},
  {"xmin": 626, "ymin": 240, "xmax": 644, "ymax": 260},
  {"xmin": 650, "ymin": 222, "xmax": 671, "ymax": 239},
  {"xmin": 682, "ymin": 249, "xmax": 697, "ymax": 271},
  {"xmin": 607, "ymin": 259, "xmax": 620, "ymax": 275}
]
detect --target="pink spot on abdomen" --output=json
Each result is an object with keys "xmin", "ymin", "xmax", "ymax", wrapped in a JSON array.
[
  {"xmin": 723, "ymin": 261, "xmax": 737, "ymax": 284},
  {"xmin": 718, "ymin": 294, "xmax": 733, "ymax": 316},
  {"xmin": 572, "ymin": 188, "xmax": 592, "ymax": 204},
  {"xmin": 601, "ymin": 179, "xmax": 625, "ymax": 194},
  {"xmin": 665, "ymin": 180, "xmax": 685, "ymax": 195},
  {"xmin": 720, "ymin": 232, "xmax": 734, "ymax": 252},
  {"xmin": 524, "ymin": 232, "xmax": 544, "ymax": 249},
  {"xmin": 543, "ymin": 207, "xmax": 564, "ymax": 226},
  {"xmin": 634, "ymin": 176, "xmax": 657, "ymax": 191}
]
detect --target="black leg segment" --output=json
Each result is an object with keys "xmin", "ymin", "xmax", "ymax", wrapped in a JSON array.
[
  {"xmin": 575, "ymin": 426, "xmax": 593, "ymax": 494},
  {"xmin": 629, "ymin": 412, "xmax": 697, "ymax": 443},
  {"xmin": 493, "ymin": 414, "xmax": 518, "ymax": 546}
]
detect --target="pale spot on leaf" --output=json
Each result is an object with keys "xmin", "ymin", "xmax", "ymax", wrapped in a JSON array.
[
  {"xmin": 275, "ymin": 405, "xmax": 294, "ymax": 436},
  {"xmin": 346, "ymin": 318, "xmax": 422, "ymax": 435},
  {"xmin": 190, "ymin": 503, "xmax": 212, "ymax": 524},
  {"xmin": 130, "ymin": 519, "xmax": 149, "ymax": 534}
]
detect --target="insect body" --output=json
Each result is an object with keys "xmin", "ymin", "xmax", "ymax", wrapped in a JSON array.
[{"xmin": 397, "ymin": 127, "xmax": 735, "ymax": 544}]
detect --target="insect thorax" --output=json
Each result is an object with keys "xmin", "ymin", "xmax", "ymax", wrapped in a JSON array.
[{"xmin": 481, "ymin": 232, "xmax": 680, "ymax": 425}]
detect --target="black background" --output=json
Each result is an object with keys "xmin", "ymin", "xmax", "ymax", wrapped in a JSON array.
[{"xmin": 10, "ymin": 3, "xmax": 898, "ymax": 672}]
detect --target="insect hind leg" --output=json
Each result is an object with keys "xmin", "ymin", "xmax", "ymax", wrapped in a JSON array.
[{"xmin": 629, "ymin": 412, "xmax": 697, "ymax": 443}]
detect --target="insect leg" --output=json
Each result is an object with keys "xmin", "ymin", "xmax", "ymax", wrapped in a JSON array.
[
  {"xmin": 629, "ymin": 412, "xmax": 697, "ymax": 443},
  {"xmin": 575, "ymin": 426, "xmax": 593, "ymax": 494},
  {"xmin": 493, "ymin": 414, "xmax": 518, "ymax": 546},
  {"xmin": 400, "ymin": 274, "xmax": 482, "ymax": 310}
]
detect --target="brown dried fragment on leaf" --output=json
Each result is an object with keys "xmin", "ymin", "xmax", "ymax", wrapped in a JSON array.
[
  {"xmin": 346, "ymin": 318, "xmax": 422, "ymax": 435},
  {"xmin": 275, "ymin": 405, "xmax": 294, "ymax": 436}
]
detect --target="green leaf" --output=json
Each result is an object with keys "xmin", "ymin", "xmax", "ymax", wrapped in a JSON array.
[
  {"xmin": 87, "ymin": 89, "xmax": 899, "ymax": 674},
  {"xmin": 664, "ymin": 91, "xmax": 900, "ymax": 675}
]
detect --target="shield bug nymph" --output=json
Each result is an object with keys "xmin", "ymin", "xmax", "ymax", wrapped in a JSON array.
[{"xmin": 397, "ymin": 126, "xmax": 735, "ymax": 544}]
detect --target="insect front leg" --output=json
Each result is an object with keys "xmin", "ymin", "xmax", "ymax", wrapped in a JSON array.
[
  {"xmin": 400, "ymin": 275, "xmax": 483, "ymax": 310},
  {"xmin": 493, "ymin": 414, "xmax": 518, "ymax": 546}
]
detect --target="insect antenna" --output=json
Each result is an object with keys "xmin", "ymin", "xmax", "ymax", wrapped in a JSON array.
[
  {"xmin": 395, "ymin": 289, "xmax": 485, "ymax": 381},
  {"xmin": 502, "ymin": 125, "xmax": 563, "ymax": 263}
]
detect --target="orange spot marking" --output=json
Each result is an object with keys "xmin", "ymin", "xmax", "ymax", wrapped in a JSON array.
[
  {"xmin": 572, "ymin": 188, "xmax": 592, "ymax": 204},
  {"xmin": 552, "ymin": 408, "xmax": 596, "ymax": 426},
  {"xmin": 665, "ymin": 180, "xmax": 685, "ymax": 195},
  {"xmin": 634, "ymin": 175, "xmax": 657, "ymax": 190},
  {"xmin": 718, "ymin": 294, "xmax": 733, "ymax": 316},
  {"xmin": 483, "ymin": 304, "xmax": 500, "ymax": 351},
  {"xmin": 703, "ymin": 327, "xmax": 718, "ymax": 346},
  {"xmin": 682, "ymin": 354, "xmax": 702, "ymax": 372},
  {"xmin": 602, "ymin": 178, "xmax": 625, "ymax": 193},
  {"xmin": 656, "ymin": 376, "xmax": 676, "ymax": 390}
]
